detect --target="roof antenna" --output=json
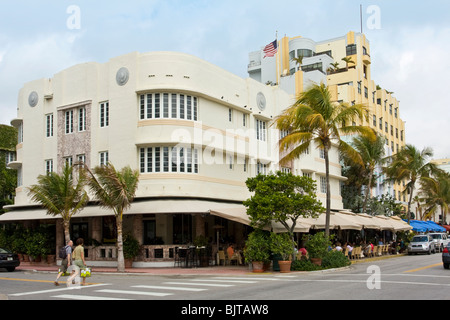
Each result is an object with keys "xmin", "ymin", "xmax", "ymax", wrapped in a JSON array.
[{"xmin": 360, "ymin": 4, "xmax": 363, "ymax": 34}]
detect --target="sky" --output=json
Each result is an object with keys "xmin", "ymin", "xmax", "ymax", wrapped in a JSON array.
[{"xmin": 0, "ymin": 0, "xmax": 449, "ymax": 159}]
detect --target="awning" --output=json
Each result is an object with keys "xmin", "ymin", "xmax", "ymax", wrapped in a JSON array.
[
  {"xmin": 209, "ymin": 207, "xmax": 252, "ymax": 226},
  {"xmin": 303, "ymin": 212, "xmax": 362, "ymax": 231},
  {"xmin": 0, "ymin": 199, "xmax": 244, "ymax": 222},
  {"xmin": 339, "ymin": 211, "xmax": 381, "ymax": 230}
]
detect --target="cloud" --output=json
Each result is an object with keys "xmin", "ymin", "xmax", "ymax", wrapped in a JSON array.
[
  {"xmin": 0, "ymin": 31, "xmax": 88, "ymax": 125},
  {"xmin": 369, "ymin": 26, "xmax": 450, "ymax": 159}
]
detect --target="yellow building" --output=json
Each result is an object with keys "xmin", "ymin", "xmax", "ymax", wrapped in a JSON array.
[{"xmin": 248, "ymin": 31, "xmax": 407, "ymax": 203}]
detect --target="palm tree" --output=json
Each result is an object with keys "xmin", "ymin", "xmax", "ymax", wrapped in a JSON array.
[
  {"xmin": 351, "ymin": 134, "xmax": 386, "ymax": 213},
  {"xmin": 383, "ymin": 144, "xmax": 440, "ymax": 224},
  {"xmin": 85, "ymin": 163, "xmax": 140, "ymax": 272},
  {"xmin": 28, "ymin": 164, "xmax": 89, "ymax": 244},
  {"xmin": 419, "ymin": 171, "xmax": 450, "ymax": 224},
  {"xmin": 341, "ymin": 56, "xmax": 355, "ymax": 70},
  {"xmin": 274, "ymin": 83, "xmax": 376, "ymax": 237},
  {"xmin": 291, "ymin": 55, "xmax": 304, "ymax": 72}
]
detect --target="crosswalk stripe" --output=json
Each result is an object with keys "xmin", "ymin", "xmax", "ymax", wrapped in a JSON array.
[
  {"xmin": 164, "ymin": 281, "xmax": 235, "ymax": 287},
  {"xmin": 97, "ymin": 289, "xmax": 173, "ymax": 297},
  {"xmin": 188, "ymin": 279, "xmax": 257, "ymax": 284},
  {"xmin": 213, "ymin": 276, "xmax": 280, "ymax": 281},
  {"xmin": 52, "ymin": 294, "xmax": 131, "ymax": 300},
  {"xmin": 9, "ymin": 283, "xmax": 110, "ymax": 297},
  {"xmin": 132, "ymin": 285, "xmax": 207, "ymax": 292}
]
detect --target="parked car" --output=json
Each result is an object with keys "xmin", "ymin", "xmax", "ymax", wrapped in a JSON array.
[
  {"xmin": 0, "ymin": 248, "xmax": 20, "ymax": 272},
  {"xmin": 429, "ymin": 232, "xmax": 449, "ymax": 253},
  {"xmin": 407, "ymin": 235, "xmax": 436, "ymax": 255},
  {"xmin": 443, "ymin": 244, "xmax": 450, "ymax": 269}
]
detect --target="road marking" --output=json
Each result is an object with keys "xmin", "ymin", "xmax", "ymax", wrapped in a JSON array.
[
  {"xmin": 53, "ymin": 294, "xmax": 131, "ymax": 300},
  {"xmin": 96, "ymin": 289, "xmax": 173, "ymax": 297},
  {"xmin": 133, "ymin": 285, "xmax": 206, "ymax": 292},
  {"xmin": 9, "ymin": 283, "xmax": 110, "ymax": 297},
  {"xmin": 213, "ymin": 276, "xmax": 280, "ymax": 281},
  {"xmin": 403, "ymin": 263, "xmax": 442, "ymax": 273},
  {"xmin": 164, "ymin": 281, "xmax": 235, "ymax": 287},
  {"xmin": 190, "ymin": 279, "xmax": 257, "ymax": 284},
  {"xmin": 0, "ymin": 277, "xmax": 100, "ymax": 285}
]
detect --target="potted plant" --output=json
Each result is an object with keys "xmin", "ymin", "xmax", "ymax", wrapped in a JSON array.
[
  {"xmin": 304, "ymin": 232, "xmax": 331, "ymax": 266},
  {"xmin": 269, "ymin": 232, "xmax": 295, "ymax": 273},
  {"xmin": 123, "ymin": 234, "xmax": 141, "ymax": 268},
  {"xmin": 243, "ymin": 230, "xmax": 271, "ymax": 273}
]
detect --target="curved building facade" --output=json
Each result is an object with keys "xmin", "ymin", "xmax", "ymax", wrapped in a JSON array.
[{"xmin": 4, "ymin": 51, "xmax": 346, "ymax": 266}]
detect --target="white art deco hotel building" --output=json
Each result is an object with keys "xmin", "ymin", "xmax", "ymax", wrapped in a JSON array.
[{"xmin": 3, "ymin": 51, "xmax": 345, "ymax": 266}]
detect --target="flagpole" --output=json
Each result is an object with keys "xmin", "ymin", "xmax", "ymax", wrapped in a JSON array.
[{"xmin": 276, "ymin": 30, "xmax": 279, "ymax": 85}]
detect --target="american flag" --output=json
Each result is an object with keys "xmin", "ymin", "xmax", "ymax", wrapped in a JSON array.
[{"xmin": 263, "ymin": 40, "xmax": 278, "ymax": 58}]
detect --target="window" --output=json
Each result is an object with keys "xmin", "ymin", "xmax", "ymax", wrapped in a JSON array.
[
  {"xmin": 79, "ymin": 107, "xmax": 86, "ymax": 132},
  {"xmin": 64, "ymin": 156, "xmax": 73, "ymax": 167},
  {"xmin": 140, "ymin": 146, "xmax": 198, "ymax": 174},
  {"xmin": 65, "ymin": 110, "xmax": 74, "ymax": 134},
  {"xmin": 100, "ymin": 102, "xmax": 109, "ymax": 127},
  {"xmin": 76, "ymin": 154, "xmax": 86, "ymax": 166},
  {"xmin": 379, "ymin": 117, "xmax": 383, "ymax": 130},
  {"xmin": 346, "ymin": 44, "xmax": 357, "ymax": 56},
  {"xmin": 243, "ymin": 113, "xmax": 247, "ymax": 127},
  {"xmin": 319, "ymin": 148, "xmax": 325, "ymax": 159},
  {"xmin": 256, "ymin": 119, "xmax": 267, "ymax": 141},
  {"xmin": 301, "ymin": 62, "xmax": 323, "ymax": 73},
  {"xmin": 46, "ymin": 114, "xmax": 53, "ymax": 137},
  {"xmin": 373, "ymin": 115, "xmax": 376, "ymax": 127},
  {"xmin": 364, "ymin": 87, "xmax": 368, "ymax": 99},
  {"xmin": 45, "ymin": 159, "xmax": 53, "ymax": 174},
  {"xmin": 320, "ymin": 176, "xmax": 327, "ymax": 193},
  {"xmin": 385, "ymin": 121, "xmax": 388, "ymax": 133},
  {"xmin": 257, "ymin": 161, "xmax": 267, "ymax": 175},
  {"xmin": 139, "ymin": 93, "xmax": 198, "ymax": 121},
  {"xmin": 228, "ymin": 108, "xmax": 233, "ymax": 122},
  {"xmin": 99, "ymin": 151, "xmax": 109, "ymax": 166},
  {"xmin": 357, "ymin": 82, "xmax": 362, "ymax": 94},
  {"xmin": 297, "ymin": 49, "xmax": 313, "ymax": 58}
]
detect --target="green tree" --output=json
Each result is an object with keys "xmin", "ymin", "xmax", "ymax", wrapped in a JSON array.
[
  {"xmin": 28, "ymin": 164, "xmax": 89, "ymax": 244},
  {"xmin": 243, "ymin": 171, "xmax": 324, "ymax": 241},
  {"xmin": 274, "ymin": 83, "xmax": 375, "ymax": 236},
  {"xmin": 383, "ymin": 144, "xmax": 441, "ymax": 224},
  {"xmin": 419, "ymin": 171, "xmax": 450, "ymax": 224},
  {"xmin": 350, "ymin": 134, "xmax": 386, "ymax": 213},
  {"xmin": 85, "ymin": 163, "xmax": 139, "ymax": 272}
]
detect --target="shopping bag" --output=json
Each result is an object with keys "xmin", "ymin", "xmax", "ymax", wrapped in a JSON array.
[
  {"xmin": 58, "ymin": 268, "xmax": 70, "ymax": 276},
  {"xmin": 80, "ymin": 267, "xmax": 91, "ymax": 278}
]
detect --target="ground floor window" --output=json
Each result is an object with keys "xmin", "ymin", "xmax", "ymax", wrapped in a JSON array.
[{"xmin": 172, "ymin": 214, "xmax": 193, "ymax": 244}]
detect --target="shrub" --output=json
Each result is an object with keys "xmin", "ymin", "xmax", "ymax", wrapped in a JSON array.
[{"xmin": 321, "ymin": 250, "xmax": 351, "ymax": 269}]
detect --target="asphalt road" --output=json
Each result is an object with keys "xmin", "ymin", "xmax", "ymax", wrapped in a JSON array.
[{"xmin": 1, "ymin": 253, "xmax": 448, "ymax": 306}]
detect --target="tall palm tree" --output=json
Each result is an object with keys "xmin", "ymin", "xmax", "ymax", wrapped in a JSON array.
[
  {"xmin": 28, "ymin": 164, "xmax": 89, "ymax": 244},
  {"xmin": 351, "ymin": 134, "xmax": 386, "ymax": 213},
  {"xmin": 383, "ymin": 144, "xmax": 440, "ymax": 224},
  {"xmin": 274, "ymin": 83, "xmax": 376, "ymax": 237},
  {"xmin": 419, "ymin": 171, "xmax": 450, "ymax": 224},
  {"xmin": 85, "ymin": 163, "xmax": 139, "ymax": 272}
]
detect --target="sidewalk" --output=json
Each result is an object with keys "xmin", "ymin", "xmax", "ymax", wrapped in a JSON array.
[{"xmin": 16, "ymin": 262, "xmax": 252, "ymax": 275}]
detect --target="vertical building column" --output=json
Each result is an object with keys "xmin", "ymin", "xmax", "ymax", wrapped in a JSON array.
[{"xmin": 133, "ymin": 214, "xmax": 143, "ymax": 245}]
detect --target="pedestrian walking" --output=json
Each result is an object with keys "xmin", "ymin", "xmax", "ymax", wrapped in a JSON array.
[
  {"xmin": 67, "ymin": 238, "xmax": 88, "ymax": 286},
  {"xmin": 54, "ymin": 240, "xmax": 73, "ymax": 286}
]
